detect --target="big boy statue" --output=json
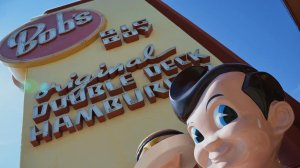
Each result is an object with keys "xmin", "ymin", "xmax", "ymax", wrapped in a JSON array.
[{"xmin": 170, "ymin": 63, "xmax": 296, "ymax": 168}]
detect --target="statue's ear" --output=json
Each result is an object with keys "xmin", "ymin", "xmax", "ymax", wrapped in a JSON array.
[{"xmin": 268, "ymin": 101, "xmax": 294, "ymax": 136}]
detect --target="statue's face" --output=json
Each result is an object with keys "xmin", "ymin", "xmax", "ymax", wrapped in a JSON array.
[{"xmin": 187, "ymin": 72, "xmax": 276, "ymax": 168}]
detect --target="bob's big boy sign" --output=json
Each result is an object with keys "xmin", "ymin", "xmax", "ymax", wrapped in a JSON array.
[
  {"xmin": 0, "ymin": 7, "xmax": 213, "ymax": 148},
  {"xmin": 2, "ymin": 1, "xmax": 297, "ymax": 168},
  {"xmin": 0, "ymin": 5, "xmax": 214, "ymax": 151}
]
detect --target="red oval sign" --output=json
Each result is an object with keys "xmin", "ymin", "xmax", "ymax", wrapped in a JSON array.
[{"xmin": 0, "ymin": 9, "xmax": 106, "ymax": 67}]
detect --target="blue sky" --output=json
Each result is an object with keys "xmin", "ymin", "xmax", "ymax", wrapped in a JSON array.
[{"xmin": 0, "ymin": 0, "xmax": 299, "ymax": 167}]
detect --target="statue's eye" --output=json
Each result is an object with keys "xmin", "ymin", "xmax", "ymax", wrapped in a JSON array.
[
  {"xmin": 213, "ymin": 104, "xmax": 238, "ymax": 128},
  {"xmin": 191, "ymin": 127, "xmax": 204, "ymax": 144}
]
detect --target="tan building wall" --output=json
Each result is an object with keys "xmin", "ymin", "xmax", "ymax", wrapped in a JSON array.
[{"xmin": 19, "ymin": 0, "xmax": 221, "ymax": 167}]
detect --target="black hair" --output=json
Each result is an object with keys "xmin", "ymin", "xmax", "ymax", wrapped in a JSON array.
[{"xmin": 169, "ymin": 63, "xmax": 285, "ymax": 123}]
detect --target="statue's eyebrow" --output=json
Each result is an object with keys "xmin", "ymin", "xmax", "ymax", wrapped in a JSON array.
[{"xmin": 206, "ymin": 94, "xmax": 223, "ymax": 111}]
